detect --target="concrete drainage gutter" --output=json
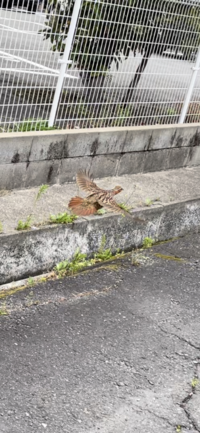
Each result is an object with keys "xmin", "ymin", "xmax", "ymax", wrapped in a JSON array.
[{"xmin": 1, "ymin": 197, "xmax": 200, "ymax": 286}]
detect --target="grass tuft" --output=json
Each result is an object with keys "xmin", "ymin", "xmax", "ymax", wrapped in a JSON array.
[
  {"xmin": 118, "ymin": 203, "xmax": 132, "ymax": 212},
  {"xmin": 27, "ymin": 277, "xmax": 35, "ymax": 287},
  {"xmin": 54, "ymin": 235, "xmax": 124, "ymax": 278},
  {"xmin": 191, "ymin": 378, "xmax": 199, "ymax": 388},
  {"xmin": 97, "ymin": 209, "xmax": 106, "ymax": 215},
  {"xmin": 55, "ymin": 249, "xmax": 90, "ymax": 277},
  {"xmin": 142, "ymin": 237, "xmax": 155, "ymax": 248},
  {"xmin": 12, "ymin": 119, "xmax": 58, "ymax": 132},
  {"xmin": 50, "ymin": 212, "xmax": 77, "ymax": 224},
  {"xmin": 145, "ymin": 198, "xmax": 153, "ymax": 207},
  {"xmin": 35, "ymin": 184, "xmax": 49, "ymax": 203},
  {"xmin": 94, "ymin": 234, "xmax": 112, "ymax": 261},
  {"xmin": 16, "ymin": 215, "xmax": 32, "ymax": 231},
  {"xmin": 0, "ymin": 302, "xmax": 8, "ymax": 316}
]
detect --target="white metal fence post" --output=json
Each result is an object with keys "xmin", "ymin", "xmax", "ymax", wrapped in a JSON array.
[
  {"xmin": 48, "ymin": 0, "xmax": 82, "ymax": 127},
  {"xmin": 178, "ymin": 46, "xmax": 200, "ymax": 124}
]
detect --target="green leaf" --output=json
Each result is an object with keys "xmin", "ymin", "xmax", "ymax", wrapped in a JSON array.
[{"xmin": 35, "ymin": 185, "xmax": 49, "ymax": 202}]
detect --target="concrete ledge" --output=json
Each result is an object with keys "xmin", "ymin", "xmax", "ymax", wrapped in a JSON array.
[
  {"xmin": 1, "ymin": 197, "xmax": 200, "ymax": 285},
  {"xmin": 1, "ymin": 124, "xmax": 200, "ymax": 189}
]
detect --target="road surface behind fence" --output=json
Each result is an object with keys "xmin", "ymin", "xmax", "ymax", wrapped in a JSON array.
[{"xmin": 0, "ymin": 0, "xmax": 200, "ymax": 132}]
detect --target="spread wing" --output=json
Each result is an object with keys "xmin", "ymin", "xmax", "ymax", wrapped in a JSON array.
[
  {"xmin": 68, "ymin": 196, "xmax": 102, "ymax": 216},
  {"xmin": 97, "ymin": 196, "xmax": 145, "ymax": 222},
  {"xmin": 76, "ymin": 170, "xmax": 102, "ymax": 194},
  {"xmin": 97, "ymin": 196, "xmax": 129, "ymax": 215}
]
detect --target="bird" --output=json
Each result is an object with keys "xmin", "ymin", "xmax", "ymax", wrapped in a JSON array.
[{"xmin": 68, "ymin": 170, "xmax": 144, "ymax": 222}]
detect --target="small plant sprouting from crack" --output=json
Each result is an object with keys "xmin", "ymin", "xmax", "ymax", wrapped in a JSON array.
[
  {"xmin": 97, "ymin": 208, "xmax": 106, "ymax": 215},
  {"xmin": 118, "ymin": 203, "xmax": 132, "ymax": 212},
  {"xmin": 0, "ymin": 221, "xmax": 3, "ymax": 233},
  {"xmin": 176, "ymin": 426, "xmax": 182, "ymax": 433},
  {"xmin": 144, "ymin": 198, "xmax": 161, "ymax": 207},
  {"xmin": 94, "ymin": 234, "xmax": 113, "ymax": 261},
  {"xmin": 35, "ymin": 184, "xmax": 49, "ymax": 203},
  {"xmin": 27, "ymin": 277, "xmax": 35, "ymax": 287},
  {"xmin": 49, "ymin": 212, "xmax": 77, "ymax": 224},
  {"xmin": 145, "ymin": 198, "xmax": 154, "ymax": 207},
  {"xmin": 55, "ymin": 249, "xmax": 89, "ymax": 278},
  {"xmin": 0, "ymin": 302, "xmax": 8, "ymax": 316},
  {"xmin": 54, "ymin": 235, "xmax": 124, "ymax": 278},
  {"xmin": 180, "ymin": 362, "xmax": 200, "ymax": 432},
  {"xmin": 191, "ymin": 377, "xmax": 199, "ymax": 389},
  {"xmin": 16, "ymin": 215, "xmax": 32, "ymax": 231},
  {"xmin": 15, "ymin": 184, "xmax": 49, "ymax": 231},
  {"xmin": 142, "ymin": 237, "xmax": 155, "ymax": 248},
  {"xmin": 97, "ymin": 204, "xmax": 131, "ymax": 216}
]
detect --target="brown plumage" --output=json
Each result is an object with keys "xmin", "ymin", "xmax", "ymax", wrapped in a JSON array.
[{"xmin": 68, "ymin": 170, "xmax": 143, "ymax": 221}]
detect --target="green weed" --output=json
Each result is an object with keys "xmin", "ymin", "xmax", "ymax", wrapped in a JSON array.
[
  {"xmin": 166, "ymin": 107, "xmax": 177, "ymax": 116},
  {"xmin": 97, "ymin": 209, "xmax": 106, "ymax": 215},
  {"xmin": 27, "ymin": 277, "xmax": 35, "ymax": 287},
  {"xmin": 143, "ymin": 237, "xmax": 155, "ymax": 248},
  {"xmin": 113, "ymin": 105, "xmax": 133, "ymax": 127},
  {"xmin": 145, "ymin": 198, "xmax": 161, "ymax": 207},
  {"xmin": 95, "ymin": 248, "xmax": 113, "ymax": 261},
  {"xmin": 55, "ymin": 249, "xmax": 90, "ymax": 277},
  {"xmin": 15, "ymin": 185, "xmax": 49, "ymax": 231},
  {"xmin": 118, "ymin": 203, "xmax": 132, "ymax": 212},
  {"xmin": 35, "ymin": 184, "xmax": 49, "ymax": 203},
  {"xmin": 0, "ymin": 302, "xmax": 8, "ymax": 316},
  {"xmin": 0, "ymin": 309, "xmax": 8, "ymax": 316},
  {"xmin": 191, "ymin": 378, "xmax": 199, "ymax": 388},
  {"xmin": 50, "ymin": 212, "xmax": 77, "ymax": 224},
  {"xmin": 0, "ymin": 221, "xmax": 3, "ymax": 233},
  {"xmin": 54, "ymin": 235, "xmax": 123, "ymax": 278},
  {"xmin": 16, "ymin": 215, "xmax": 32, "ymax": 231},
  {"xmin": 12, "ymin": 119, "xmax": 57, "ymax": 132},
  {"xmin": 94, "ymin": 235, "xmax": 113, "ymax": 261},
  {"xmin": 145, "ymin": 198, "xmax": 153, "ymax": 206}
]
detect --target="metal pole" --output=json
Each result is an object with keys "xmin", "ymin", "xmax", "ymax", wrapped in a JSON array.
[
  {"xmin": 48, "ymin": 0, "xmax": 82, "ymax": 127},
  {"xmin": 179, "ymin": 46, "xmax": 200, "ymax": 124}
]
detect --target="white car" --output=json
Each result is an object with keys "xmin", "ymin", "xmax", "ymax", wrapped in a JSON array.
[{"xmin": 163, "ymin": 48, "xmax": 184, "ymax": 59}]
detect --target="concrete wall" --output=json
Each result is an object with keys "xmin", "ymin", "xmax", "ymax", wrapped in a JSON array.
[
  {"xmin": 1, "ymin": 124, "xmax": 200, "ymax": 190},
  {"xmin": 1, "ymin": 198, "xmax": 200, "ymax": 285}
]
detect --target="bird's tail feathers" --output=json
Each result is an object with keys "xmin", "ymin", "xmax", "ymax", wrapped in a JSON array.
[
  {"xmin": 68, "ymin": 196, "xmax": 99, "ymax": 216},
  {"xmin": 69, "ymin": 196, "xmax": 84, "ymax": 208}
]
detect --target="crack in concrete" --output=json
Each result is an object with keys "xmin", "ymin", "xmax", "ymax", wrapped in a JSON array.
[
  {"xmin": 180, "ymin": 361, "xmax": 200, "ymax": 433},
  {"xmin": 157, "ymin": 325, "xmax": 200, "ymax": 431},
  {"xmin": 140, "ymin": 408, "xmax": 182, "ymax": 428},
  {"xmin": 181, "ymin": 404, "xmax": 200, "ymax": 432},
  {"xmin": 158, "ymin": 325, "xmax": 200, "ymax": 351}
]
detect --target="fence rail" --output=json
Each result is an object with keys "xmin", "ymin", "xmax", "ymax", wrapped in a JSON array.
[{"xmin": 0, "ymin": 0, "xmax": 200, "ymax": 132}]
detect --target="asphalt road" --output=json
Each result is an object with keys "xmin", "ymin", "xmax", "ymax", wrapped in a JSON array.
[
  {"xmin": 1, "ymin": 8, "xmax": 200, "ymax": 127},
  {"xmin": 1, "ymin": 233, "xmax": 200, "ymax": 433}
]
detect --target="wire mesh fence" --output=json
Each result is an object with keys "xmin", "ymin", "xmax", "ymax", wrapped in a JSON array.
[{"xmin": 1, "ymin": 0, "xmax": 200, "ymax": 132}]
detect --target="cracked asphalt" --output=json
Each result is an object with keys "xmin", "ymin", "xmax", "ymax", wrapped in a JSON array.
[{"xmin": 1, "ymin": 233, "xmax": 200, "ymax": 433}]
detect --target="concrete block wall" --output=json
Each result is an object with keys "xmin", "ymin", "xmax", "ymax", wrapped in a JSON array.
[{"xmin": 0, "ymin": 124, "xmax": 200, "ymax": 190}]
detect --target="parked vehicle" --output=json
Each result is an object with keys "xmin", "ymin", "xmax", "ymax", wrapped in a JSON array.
[{"xmin": 162, "ymin": 48, "xmax": 184, "ymax": 59}]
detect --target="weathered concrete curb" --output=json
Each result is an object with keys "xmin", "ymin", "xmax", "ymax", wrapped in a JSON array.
[
  {"xmin": 1, "ymin": 123, "xmax": 200, "ymax": 189},
  {"xmin": 1, "ymin": 198, "xmax": 200, "ymax": 285}
]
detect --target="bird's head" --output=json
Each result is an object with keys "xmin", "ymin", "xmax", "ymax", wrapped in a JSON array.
[{"xmin": 113, "ymin": 185, "xmax": 123, "ymax": 195}]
